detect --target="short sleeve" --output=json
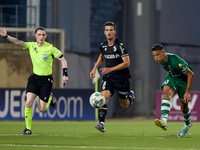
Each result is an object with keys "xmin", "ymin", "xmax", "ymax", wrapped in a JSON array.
[
  {"xmin": 51, "ymin": 47, "xmax": 63, "ymax": 58},
  {"xmin": 118, "ymin": 42, "xmax": 128, "ymax": 57},
  {"xmin": 23, "ymin": 42, "xmax": 31, "ymax": 50},
  {"xmin": 100, "ymin": 43, "xmax": 103, "ymax": 53},
  {"xmin": 177, "ymin": 62, "xmax": 189, "ymax": 74}
]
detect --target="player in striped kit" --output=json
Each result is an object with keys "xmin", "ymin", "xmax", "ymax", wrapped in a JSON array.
[{"xmin": 151, "ymin": 43, "xmax": 194, "ymax": 137}]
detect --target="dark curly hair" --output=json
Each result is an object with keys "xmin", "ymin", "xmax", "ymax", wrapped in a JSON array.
[{"xmin": 151, "ymin": 43, "xmax": 164, "ymax": 52}]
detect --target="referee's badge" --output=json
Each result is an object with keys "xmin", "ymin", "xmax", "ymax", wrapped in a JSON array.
[{"xmin": 43, "ymin": 54, "xmax": 48, "ymax": 61}]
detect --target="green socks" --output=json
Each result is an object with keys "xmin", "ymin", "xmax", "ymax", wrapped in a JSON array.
[
  {"xmin": 45, "ymin": 96, "xmax": 52, "ymax": 111},
  {"xmin": 183, "ymin": 109, "xmax": 191, "ymax": 125},
  {"xmin": 161, "ymin": 98, "xmax": 170, "ymax": 123},
  {"xmin": 25, "ymin": 107, "xmax": 32, "ymax": 130},
  {"xmin": 24, "ymin": 95, "xmax": 53, "ymax": 131}
]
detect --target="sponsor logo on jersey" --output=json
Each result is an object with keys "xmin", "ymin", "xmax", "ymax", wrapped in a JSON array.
[
  {"xmin": 104, "ymin": 54, "xmax": 120, "ymax": 59},
  {"xmin": 178, "ymin": 63, "xmax": 187, "ymax": 72}
]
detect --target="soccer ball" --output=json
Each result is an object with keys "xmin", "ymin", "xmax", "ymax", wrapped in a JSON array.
[{"xmin": 89, "ymin": 92, "xmax": 105, "ymax": 108}]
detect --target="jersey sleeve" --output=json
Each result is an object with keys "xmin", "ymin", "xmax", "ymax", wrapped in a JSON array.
[
  {"xmin": 174, "ymin": 55, "xmax": 189, "ymax": 74},
  {"xmin": 177, "ymin": 61, "xmax": 189, "ymax": 74},
  {"xmin": 23, "ymin": 42, "xmax": 31, "ymax": 50},
  {"xmin": 99, "ymin": 43, "xmax": 104, "ymax": 54},
  {"xmin": 51, "ymin": 47, "xmax": 63, "ymax": 58},
  {"xmin": 118, "ymin": 42, "xmax": 129, "ymax": 57}
]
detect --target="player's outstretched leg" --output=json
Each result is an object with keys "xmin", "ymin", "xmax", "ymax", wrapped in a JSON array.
[
  {"xmin": 129, "ymin": 90, "xmax": 135, "ymax": 106},
  {"xmin": 155, "ymin": 98, "xmax": 170, "ymax": 131},
  {"xmin": 154, "ymin": 119, "xmax": 168, "ymax": 131},
  {"xmin": 95, "ymin": 122, "xmax": 106, "ymax": 133},
  {"xmin": 20, "ymin": 128, "xmax": 32, "ymax": 135},
  {"xmin": 177, "ymin": 122, "xmax": 192, "ymax": 137}
]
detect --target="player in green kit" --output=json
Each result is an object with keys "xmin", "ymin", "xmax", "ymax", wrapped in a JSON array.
[
  {"xmin": 0, "ymin": 27, "xmax": 68, "ymax": 135},
  {"xmin": 151, "ymin": 44, "xmax": 194, "ymax": 137}
]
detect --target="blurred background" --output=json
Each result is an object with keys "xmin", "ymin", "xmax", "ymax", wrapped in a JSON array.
[{"xmin": 0, "ymin": 0, "xmax": 200, "ymax": 119}]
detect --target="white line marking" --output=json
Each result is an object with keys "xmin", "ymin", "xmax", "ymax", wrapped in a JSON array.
[
  {"xmin": 0, "ymin": 134, "xmax": 87, "ymax": 138},
  {"xmin": 0, "ymin": 144, "xmax": 199, "ymax": 150}
]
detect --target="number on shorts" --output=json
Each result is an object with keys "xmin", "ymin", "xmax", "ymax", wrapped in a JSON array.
[
  {"xmin": 163, "ymin": 79, "xmax": 169, "ymax": 84},
  {"xmin": 102, "ymin": 81, "xmax": 106, "ymax": 90}
]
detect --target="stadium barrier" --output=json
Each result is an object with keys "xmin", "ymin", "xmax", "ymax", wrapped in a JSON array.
[{"xmin": 0, "ymin": 88, "xmax": 95, "ymax": 120}]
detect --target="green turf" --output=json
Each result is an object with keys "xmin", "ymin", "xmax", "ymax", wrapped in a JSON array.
[{"xmin": 0, "ymin": 120, "xmax": 199, "ymax": 150}]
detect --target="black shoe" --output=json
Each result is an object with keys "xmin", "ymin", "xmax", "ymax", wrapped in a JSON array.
[
  {"xmin": 50, "ymin": 92, "xmax": 56, "ymax": 107},
  {"xmin": 129, "ymin": 90, "xmax": 135, "ymax": 105},
  {"xmin": 20, "ymin": 128, "xmax": 32, "ymax": 135}
]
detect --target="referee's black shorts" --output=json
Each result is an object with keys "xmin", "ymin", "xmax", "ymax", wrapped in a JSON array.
[{"xmin": 26, "ymin": 74, "xmax": 53, "ymax": 102}]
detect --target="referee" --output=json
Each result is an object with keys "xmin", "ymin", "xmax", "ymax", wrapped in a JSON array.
[{"xmin": 0, "ymin": 27, "xmax": 68, "ymax": 135}]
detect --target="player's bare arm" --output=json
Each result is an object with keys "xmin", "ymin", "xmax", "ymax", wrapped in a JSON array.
[
  {"xmin": 90, "ymin": 53, "xmax": 105, "ymax": 79},
  {"xmin": 100, "ymin": 55, "xmax": 130, "ymax": 75},
  {"xmin": 0, "ymin": 28, "xmax": 26, "ymax": 47},
  {"xmin": 57, "ymin": 56, "xmax": 68, "ymax": 84},
  {"xmin": 183, "ymin": 68, "xmax": 194, "ymax": 103}
]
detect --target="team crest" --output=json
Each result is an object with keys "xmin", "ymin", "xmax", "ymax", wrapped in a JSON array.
[
  {"xmin": 178, "ymin": 63, "xmax": 183, "ymax": 68},
  {"xmin": 113, "ymin": 46, "xmax": 117, "ymax": 51},
  {"xmin": 43, "ymin": 54, "xmax": 48, "ymax": 61}
]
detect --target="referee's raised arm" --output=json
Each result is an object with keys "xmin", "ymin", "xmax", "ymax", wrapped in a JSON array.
[{"xmin": 0, "ymin": 28, "xmax": 26, "ymax": 47}]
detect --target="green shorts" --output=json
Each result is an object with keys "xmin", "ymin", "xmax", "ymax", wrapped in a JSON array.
[{"xmin": 161, "ymin": 75, "xmax": 188, "ymax": 104}]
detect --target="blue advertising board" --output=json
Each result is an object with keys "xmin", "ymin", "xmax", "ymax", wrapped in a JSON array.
[{"xmin": 0, "ymin": 89, "xmax": 95, "ymax": 120}]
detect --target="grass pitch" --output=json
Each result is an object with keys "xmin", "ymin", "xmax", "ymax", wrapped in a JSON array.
[{"xmin": 0, "ymin": 120, "xmax": 200, "ymax": 150}]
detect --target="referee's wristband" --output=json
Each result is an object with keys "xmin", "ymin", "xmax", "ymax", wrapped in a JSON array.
[
  {"xmin": 63, "ymin": 68, "xmax": 68, "ymax": 76},
  {"xmin": 3, "ymin": 35, "xmax": 8, "ymax": 38}
]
